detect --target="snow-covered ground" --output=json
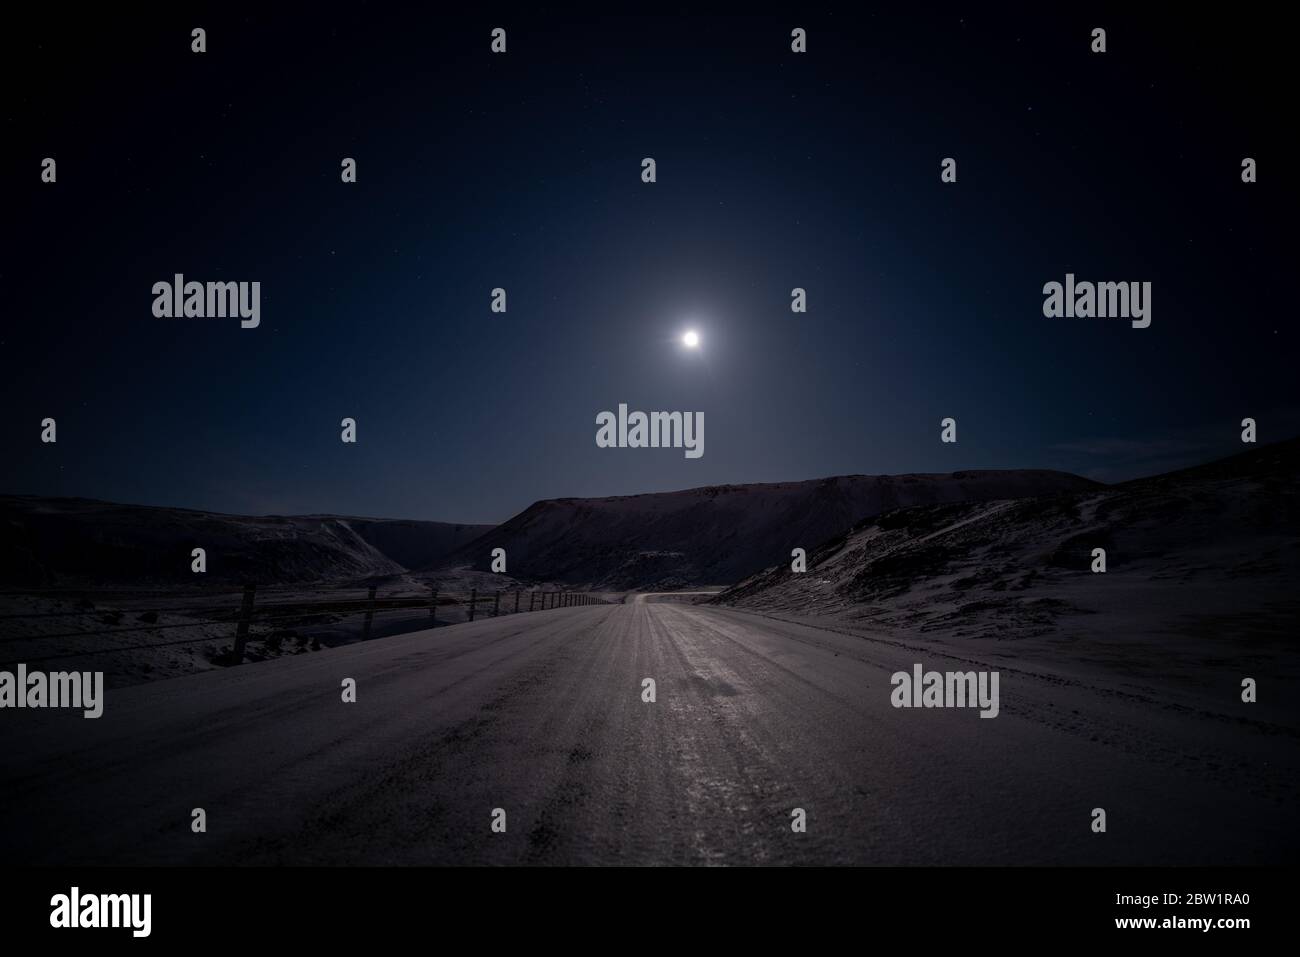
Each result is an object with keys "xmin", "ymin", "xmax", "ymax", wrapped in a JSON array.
[
  {"xmin": 715, "ymin": 439, "xmax": 1300, "ymax": 729},
  {"xmin": 0, "ymin": 571, "xmax": 597, "ymax": 687},
  {"xmin": 3, "ymin": 597, "xmax": 1294, "ymax": 865}
]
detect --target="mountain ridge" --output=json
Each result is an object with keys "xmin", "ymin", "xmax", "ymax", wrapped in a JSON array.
[
  {"xmin": 0, "ymin": 494, "xmax": 492, "ymax": 585},
  {"xmin": 435, "ymin": 468, "xmax": 1102, "ymax": 588},
  {"xmin": 712, "ymin": 438, "xmax": 1300, "ymax": 655}
]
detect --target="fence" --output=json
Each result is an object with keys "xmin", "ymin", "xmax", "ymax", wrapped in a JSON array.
[{"xmin": 0, "ymin": 583, "xmax": 614, "ymax": 668}]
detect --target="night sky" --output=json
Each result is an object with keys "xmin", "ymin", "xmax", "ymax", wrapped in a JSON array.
[{"xmin": 5, "ymin": 7, "xmax": 1293, "ymax": 524}]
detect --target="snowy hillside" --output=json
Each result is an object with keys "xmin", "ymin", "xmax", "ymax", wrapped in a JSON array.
[
  {"xmin": 0, "ymin": 496, "xmax": 492, "ymax": 585},
  {"xmin": 434, "ymin": 469, "xmax": 1100, "ymax": 588}
]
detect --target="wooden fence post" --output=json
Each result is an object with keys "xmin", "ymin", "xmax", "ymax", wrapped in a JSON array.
[
  {"xmin": 231, "ymin": 582, "xmax": 256, "ymax": 663},
  {"xmin": 362, "ymin": 585, "xmax": 377, "ymax": 640},
  {"xmin": 430, "ymin": 586, "xmax": 438, "ymax": 622},
  {"xmin": 529, "ymin": 590, "xmax": 535, "ymax": 612},
  {"xmin": 469, "ymin": 587, "xmax": 477, "ymax": 622},
  {"xmin": 514, "ymin": 590, "xmax": 520, "ymax": 613},
  {"xmin": 493, "ymin": 590, "xmax": 501, "ymax": 617}
]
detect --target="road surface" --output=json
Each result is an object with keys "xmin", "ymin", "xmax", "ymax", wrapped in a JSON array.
[{"xmin": 1, "ymin": 599, "xmax": 1294, "ymax": 865}]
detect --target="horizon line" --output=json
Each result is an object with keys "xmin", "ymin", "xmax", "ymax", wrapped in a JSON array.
[{"xmin": 2, "ymin": 434, "xmax": 1291, "ymax": 527}]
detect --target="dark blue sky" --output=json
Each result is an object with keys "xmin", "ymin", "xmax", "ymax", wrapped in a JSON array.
[{"xmin": 5, "ymin": 7, "xmax": 1293, "ymax": 523}]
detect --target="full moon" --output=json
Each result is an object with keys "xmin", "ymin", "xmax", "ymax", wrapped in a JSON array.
[{"xmin": 682, "ymin": 330, "xmax": 700, "ymax": 348}]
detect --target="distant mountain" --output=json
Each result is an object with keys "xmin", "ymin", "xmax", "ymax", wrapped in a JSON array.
[
  {"xmin": 714, "ymin": 439, "xmax": 1300, "ymax": 643},
  {"xmin": 432, "ymin": 470, "xmax": 1100, "ymax": 589},
  {"xmin": 300, "ymin": 515, "xmax": 491, "ymax": 572},
  {"xmin": 0, "ymin": 496, "xmax": 492, "ymax": 585}
]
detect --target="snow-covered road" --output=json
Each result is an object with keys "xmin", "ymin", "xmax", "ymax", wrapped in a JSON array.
[{"xmin": 1, "ymin": 600, "xmax": 1293, "ymax": 865}]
